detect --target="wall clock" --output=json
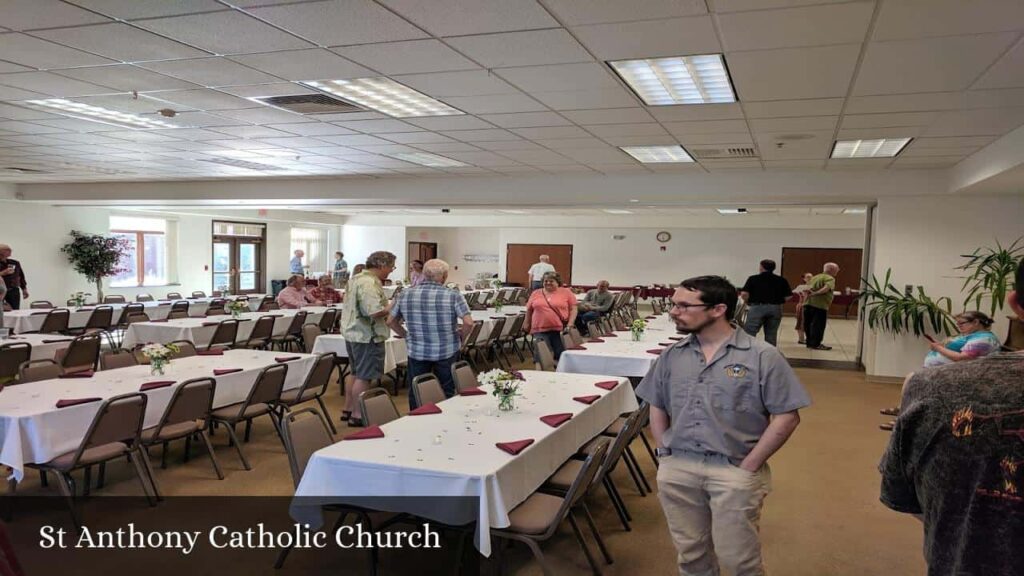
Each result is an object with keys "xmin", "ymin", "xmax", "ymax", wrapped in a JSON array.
[{"xmin": 656, "ymin": 231, "xmax": 672, "ymax": 243}]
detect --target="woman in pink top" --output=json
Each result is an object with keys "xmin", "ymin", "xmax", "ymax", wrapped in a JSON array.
[{"xmin": 524, "ymin": 271, "xmax": 577, "ymax": 364}]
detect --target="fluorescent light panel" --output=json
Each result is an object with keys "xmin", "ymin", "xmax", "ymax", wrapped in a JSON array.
[
  {"xmin": 609, "ymin": 54, "xmax": 736, "ymax": 106},
  {"xmin": 831, "ymin": 138, "xmax": 912, "ymax": 159},
  {"xmin": 717, "ymin": 208, "xmax": 747, "ymax": 215},
  {"xmin": 300, "ymin": 78, "xmax": 463, "ymax": 118},
  {"xmin": 620, "ymin": 145, "xmax": 694, "ymax": 163},
  {"xmin": 21, "ymin": 98, "xmax": 179, "ymax": 129},
  {"xmin": 843, "ymin": 207, "xmax": 867, "ymax": 214},
  {"xmin": 388, "ymin": 152, "xmax": 466, "ymax": 168},
  {"xmin": 499, "ymin": 209, "xmax": 529, "ymax": 214},
  {"xmin": 603, "ymin": 209, "xmax": 634, "ymax": 214}
]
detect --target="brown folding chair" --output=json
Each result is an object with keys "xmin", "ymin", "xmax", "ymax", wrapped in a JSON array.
[
  {"xmin": 103, "ymin": 295, "xmax": 127, "ymax": 304},
  {"xmin": 206, "ymin": 318, "xmax": 240, "ymax": 351},
  {"xmin": 411, "ymin": 373, "xmax": 446, "ymax": 407},
  {"xmin": 57, "ymin": 333, "xmax": 102, "ymax": 373},
  {"xmin": 27, "ymin": 308, "xmax": 70, "ymax": 335},
  {"xmin": 256, "ymin": 296, "xmax": 277, "ymax": 312},
  {"xmin": 205, "ymin": 298, "xmax": 228, "ymax": 316},
  {"xmin": 359, "ymin": 388, "xmax": 400, "ymax": 427},
  {"xmin": 141, "ymin": 377, "xmax": 223, "ymax": 485},
  {"xmin": 277, "ymin": 352, "xmax": 337, "ymax": 434},
  {"xmin": 136, "ymin": 294, "xmax": 154, "ymax": 302},
  {"xmin": 166, "ymin": 292, "xmax": 183, "ymax": 300},
  {"xmin": 168, "ymin": 300, "xmax": 190, "ymax": 319},
  {"xmin": 318, "ymin": 308, "xmax": 339, "ymax": 333},
  {"xmin": 0, "ymin": 342, "xmax": 32, "ymax": 383},
  {"xmin": 451, "ymin": 360, "xmax": 478, "ymax": 393},
  {"xmin": 169, "ymin": 340, "xmax": 198, "ymax": 358},
  {"xmin": 29, "ymin": 301, "xmax": 54, "ymax": 309},
  {"xmin": 209, "ymin": 363, "xmax": 287, "ymax": 470},
  {"xmin": 17, "ymin": 359, "xmax": 62, "ymax": 383},
  {"xmin": 191, "ymin": 291, "xmax": 206, "ymax": 299},
  {"xmin": 301, "ymin": 323, "xmax": 321, "ymax": 354},
  {"xmin": 241, "ymin": 315, "xmax": 275, "ymax": 350},
  {"xmin": 99, "ymin": 350, "xmax": 138, "ymax": 371},
  {"xmin": 568, "ymin": 327, "xmax": 585, "ymax": 347},
  {"xmin": 68, "ymin": 305, "xmax": 114, "ymax": 338},
  {"xmin": 271, "ymin": 311, "xmax": 307, "ymax": 352},
  {"xmin": 534, "ymin": 340, "xmax": 556, "ymax": 371},
  {"xmin": 458, "ymin": 321, "xmax": 483, "ymax": 370},
  {"xmin": 601, "ymin": 402, "xmax": 655, "ymax": 495}
]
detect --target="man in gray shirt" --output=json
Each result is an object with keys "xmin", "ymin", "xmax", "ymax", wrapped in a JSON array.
[
  {"xmin": 575, "ymin": 280, "xmax": 614, "ymax": 334},
  {"xmin": 636, "ymin": 275, "xmax": 811, "ymax": 576}
]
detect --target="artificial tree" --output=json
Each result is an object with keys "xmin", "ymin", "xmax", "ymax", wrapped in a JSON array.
[{"xmin": 60, "ymin": 231, "xmax": 130, "ymax": 302}]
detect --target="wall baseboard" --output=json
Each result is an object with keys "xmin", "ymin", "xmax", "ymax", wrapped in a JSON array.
[{"xmin": 865, "ymin": 374, "xmax": 906, "ymax": 384}]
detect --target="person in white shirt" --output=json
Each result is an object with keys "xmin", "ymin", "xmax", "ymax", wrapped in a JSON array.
[{"xmin": 527, "ymin": 255, "xmax": 555, "ymax": 292}]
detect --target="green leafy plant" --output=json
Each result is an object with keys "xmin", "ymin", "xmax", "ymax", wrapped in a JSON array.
[
  {"xmin": 860, "ymin": 269, "xmax": 957, "ymax": 337},
  {"xmin": 60, "ymin": 231, "xmax": 131, "ymax": 302},
  {"xmin": 956, "ymin": 237, "xmax": 1024, "ymax": 317}
]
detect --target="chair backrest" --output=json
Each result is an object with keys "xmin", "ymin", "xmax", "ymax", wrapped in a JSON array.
[
  {"xmin": 69, "ymin": 393, "xmax": 147, "ymax": 468},
  {"xmin": 0, "ymin": 342, "xmax": 32, "ymax": 380},
  {"xmin": 170, "ymin": 300, "xmax": 190, "ymax": 314},
  {"xmin": 245, "ymin": 363, "xmax": 287, "ymax": 407},
  {"xmin": 168, "ymin": 309, "xmax": 189, "ymax": 320},
  {"xmin": 318, "ymin": 308, "xmax": 339, "ymax": 333},
  {"xmin": 169, "ymin": 340, "xmax": 198, "ymax": 358},
  {"xmin": 535, "ymin": 339, "xmax": 556, "ymax": 371},
  {"xmin": 603, "ymin": 409, "xmax": 645, "ymax": 481},
  {"xmin": 38, "ymin": 308, "xmax": 70, "ymax": 334},
  {"xmin": 561, "ymin": 331, "xmax": 574, "ymax": 351},
  {"xmin": 191, "ymin": 291, "xmax": 206, "ymax": 298},
  {"xmin": 29, "ymin": 300, "xmax": 54, "ymax": 309},
  {"xmin": 651, "ymin": 300, "xmax": 663, "ymax": 315},
  {"xmin": 18, "ymin": 359, "xmax": 62, "ymax": 383},
  {"xmin": 83, "ymin": 305, "xmax": 114, "ymax": 330},
  {"xmin": 483, "ymin": 317, "xmax": 505, "ymax": 345},
  {"xmin": 612, "ymin": 315, "xmax": 627, "ymax": 331},
  {"xmin": 126, "ymin": 312, "xmax": 150, "ymax": 325},
  {"xmin": 207, "ymin": 319, "xmax": 239, "ymax": 350},
  {"xmin": 286, "ymin": 311, "xmax": 308, "ymax": 336},
  {"xmin": 301, "ymin": 323, "xmax": 321, "ymax": 353},
  {"xmin": 116, "ymin": 303, "xmax": 145, "ymax": 325},
  {"xmin": 150, "ymin": 378, "xmax": 216, "ymax": 439},
  {"xmin": 461, "ymin": 321, "xmax": 483, "ymax": 351},
  {"xmin": 411, "ymin": 373, "xmax": 446, "ymax": 406},
  {"xmin": 60, "ymin": 333, "xmax": 102, "ymax": 372},
  {"xmin": 103, "ymin": 295, "xmax": 127, "ymax": 304},
  {"xmin": 586, "ymin": 320, "xmax": 604, "ymax": 338},
  {"xmin": 136, "ymin": 293, "xmax": 154, "ymax": 302},
  {"xmin": 294, "ymin": 352, "xmax": 334, "ymax": 399},
  {"xmin": 100, "ymin": 350, "xmax": 137, "ymax": 371},
  {"xmin": 205, "ymin": 298, "xmax": 227, "ymax": 316},
  {"xmin": 464, "ymin": 292, "xmax": 479, "ymax": 306},
  {"xmin": 281, "ymin": 407, "xmax": 334, "ymax": 489},
  {"xmin": 568, "ymin": 326, "xmax": 585, "ymax": 346},
  {"xmin": 246, "ymin": 315, "xmax": 276, "ymax": 346},
  {"xmin": 479, "ymin": 291, "xmax": 494, "ymax": 306},
  {"xmin": 539, "ymin": 439, "xmax": 609, "ymax": 539},
  {"xmin": 451, "ymin": 360, "xmax": 478, "ymax": 392},
  {"xmin": 502, "ymin": 314, "xmax": 525, "ymax": 340},
  {"xmin": 360, "ymin": 388, "xmax": 400, "ymax": 427},
  {"xmin": 166, "ymin": 292, "xmax": 183, "ymax": 300}
]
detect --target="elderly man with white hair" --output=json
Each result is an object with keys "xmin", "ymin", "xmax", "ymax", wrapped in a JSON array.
[
  {"xmin": 527, "ymin": 254, "xmax": 555, "ymax": 292},
  {"xmin": 388, "ymin": 259, "xmax": 473, "ymax": 409},
  {"xmin": 803, "ymin": 262, "xmax": 840, "ymax": 350},
  {"xmin": 0, "ymin": 243, "xmax": 27, "ymax": 311}
]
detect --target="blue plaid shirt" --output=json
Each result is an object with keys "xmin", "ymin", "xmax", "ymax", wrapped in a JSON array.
[{"xmin": 390, "ymin": 281, "xmax": 471, "ymax": 361}]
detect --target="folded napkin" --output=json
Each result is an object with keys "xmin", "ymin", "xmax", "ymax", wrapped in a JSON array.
[
  {"xmin": 41, "ymin": 339, "xmax": 72, "ymax": 344},
  {"xmin": 567, "ymin": 345, "xmax": 587, "ymax": 351},
  {"xmin": 459, "ymin": 387, "xmax": 487, "ymax": 396},
  {"xmin": 409, "ymin": 403, "xmax": 442, "ymax": 415},
  {"xmin": 150, "ymin": 319, "xmax": 169, "ymax": 323},
  {"xmin": 140, "ymin": 381, "xmax": 175, "ymax": 391},
  {"xmin": 213, "ymin": 368, "xmax": 242, "ymax": 376},
  {"xmin": 59, "ymin": 370, "xmax": 94, "ymax": 379},
  {"xmin": 573, "ymin": 395, "xmax": 601, "ymax": 405},
  {"xmin": 30, "ymin": 311, "xmax": 49, "ymax": 316},
  {"xmin": 345, "ymin": 425, "xmax": 385, "ymax": 440},
  {"xmin": 263, "ymin": 314, "xmax": 284, "ymax": 318},
  {"xmin": 645, "ymin": 315, "xmax": 657, "ymax": 319},
  {"xmin": 490, "ymin": 316, "xmax": 504, "ymax": 319},
  {"xmin": 56, "ymin": 397, "xmax": 102, "ymax": 408},
  {"xmin": 197, "ymin": 349, "xmax": 224, "ymax": 356},
  {"xmin": 647, "ymin": 349, "xmax": 664, "ymax": 355},
  {"xmin": 668, "ymin": 336, "xmax": 684, "ymax": 341},
  {"xmin": 275, "ymin": 356, "xmax": 301, "ymax": 363},
  {"xmin": 201, "ymin": 321, "xmax": 220, "ymax": 327},
  {"xmin": 658, "ymin": 342, "xmax": 674, "ymax": 346},
  {"xmin": 587, "ymin": 338, "xmax": 605, "ymax": 343},
  {"xmin": 496, "ymin": 439, "xmax": 534, "ymax": 455},
  {"xmin": 595, "ymin": 380, "xmax": 619, "ymax": 390},
  {"xmin": 540, "ymin": 413, "xmax": 573, "ymax": 428}
]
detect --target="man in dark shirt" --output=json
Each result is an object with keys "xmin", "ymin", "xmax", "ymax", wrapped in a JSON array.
[
  {"xmin": 739, "ymin": 259, "xmax": 792, "ymax": 346},
  {"xmin": 0, "ymin": 244, "xmax": 28, "ymax": 310}
]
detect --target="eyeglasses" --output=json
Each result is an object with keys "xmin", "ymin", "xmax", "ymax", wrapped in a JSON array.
[{"xmin": 669, "ymin": 302, "xmax": 714, "ymax": 311}]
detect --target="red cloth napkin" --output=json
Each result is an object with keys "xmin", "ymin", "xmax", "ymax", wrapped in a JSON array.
[
  {"xmin": 605, "ymin": 332, "xmax": 620, "ymax": 336},
  {"xmin": 645, "ymin": 315, "xmax": 657, "ymax": 319},
  {"xmin": 658, "ymin": 342, "xmax": 674, "ymax": 346},
  {"xmin": 345, "ymin": 425, "xmax": 385, "ymax": 440},
  {"xmin": 668, "ymin": 336, "xmax": 684, "ymax": 341},
  {"xmin": 59, "ymin": 370, "xmax": 94, "ymax": 378},
  {"xmin": 56, "ymin": 397, "xmax": 101, "ymax": 408},
  {"xmin": 489, "ymin": 316, "xmax": 504, "ymax": 319},
  {"xmin": 459, "ymin": 387, "xmax": 487, "ymax": 396},
  {"xmin": 41, "ymin": 339, "xmax": 72, "ymax": 344},
  {"xmin": 213, "ymin": 368, "xmax": 242, "ymax": 376},
  {"xmin": 540, "ymin": 413, "xmax": 573, "ymax": 428},
  {"xmin": 647, "ymin": 349, "xmax": 664, "ymax": 355},
  {"xmin": 496, "ymin": 439, "xmax": 534, "ymax": 455},
  {"xmin": 140, "ymin": 381, "xmax": 175, "ymax": 391},
  {"xmin": 275, "ymin": 356, "xmax": 301, "ymax": 363},
  {"xmin": 595, "ymin": 380, "xmax": 619, "ymax": 390},
  {"xmin": 587, "ymin": 338, "xmax": 605, "ymax": 343},
  {"xmin": 573, "ymin": 395, "xmax": 601, "ymax": 405},
  {"xmin": 567, "ymin": 345, "xmax": 587, "ymax": 350},
  {"xmin": 198, "ymin": 349, "xmax": 224, "ymax": 356},
  {"xmin": 409, "ymin": 403, "xmax": 442, "ymax": 415}
]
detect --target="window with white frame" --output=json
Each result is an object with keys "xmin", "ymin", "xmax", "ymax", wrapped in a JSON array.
[
  {"xmin": 109, "ymin": 216, "xmax": 168, "ymax": 287},
  {"xmin": 290, "ymin": 227, "xmax": 329, "ymax": 276}
]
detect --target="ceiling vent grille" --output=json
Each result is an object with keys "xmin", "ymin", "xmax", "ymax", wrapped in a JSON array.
[
  {"xmin": 689, "ymin": 147, "xmax": 758, "ymax": 159},
  {"xmin": 251, "ymin": 93, "xmax": 365, "ymax": 115}
]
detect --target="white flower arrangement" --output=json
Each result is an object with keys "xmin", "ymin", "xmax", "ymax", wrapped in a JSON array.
[
  {"xmin": 141, "ymin": 342, "xmax": 179, "ymax": 362},
  {"xmin": 70, "ymin": 292, "xmax": 91, "ymax": 307},
  {"xmin": 227, "ymin": 300, "xmax": 248, "ymax": 317},
  {"xmin": 479, "ymin": 369, "xmax": 526, "ymax": 412}
]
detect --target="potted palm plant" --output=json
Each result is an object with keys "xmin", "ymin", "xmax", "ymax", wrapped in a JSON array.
[
  {"xmin": 60, "ymin": 231, "xmax": 131, "ymax": 303},
  {"xmin": 859, "ymin": 269, "xmax": 957, "ymax": 337},
  {"xmin": 956, "ymin": 237, "xmax": 1023, "ymax": 317}
]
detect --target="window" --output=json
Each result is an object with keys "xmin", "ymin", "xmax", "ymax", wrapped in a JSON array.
[
  {"xmin": 290, "ymin": 227, "xmax": 329, "ymax": 275},
  {"xmin": 109, "ymin": 216, "xmax": 168, "ymax": 287}
]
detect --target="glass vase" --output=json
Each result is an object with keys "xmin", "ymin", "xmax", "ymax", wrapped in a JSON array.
[
  {"xmin": 631, "ymin": 330, "xmax": 644, "ymax": 342},
  {"xmin": 150, "ymin": 359, "xmax": 166, "ymax": 376},
  {"xmin": 497, "ymin": 394, "xmax": 515, "ymax": 412}
]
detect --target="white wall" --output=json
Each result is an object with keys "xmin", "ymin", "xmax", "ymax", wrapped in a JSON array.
[
  {"xmin": 406, "ymin": 226, "xmax": 501, "ymax": 284},
  {"xmin": 341, "ymin": 225, "xmax": 407, "ymax": 283}
]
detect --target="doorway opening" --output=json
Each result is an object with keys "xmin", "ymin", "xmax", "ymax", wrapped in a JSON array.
[{"xmin": 212, "ymin": 221, "xmax": 266, "ymax": 295}]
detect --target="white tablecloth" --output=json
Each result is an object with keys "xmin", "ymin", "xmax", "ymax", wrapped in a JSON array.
[
  {"xmin": 0, "ymin": 349, "xmax": 316, "ymax": 481},
  {"xmin": 290, "ymin": 370, "xmax": 637, "ymax": 555},
  {"xmin": 311, "ymin": 334, "xmax": 407, "ymax": 375},
  {"xmin": 557, "ymin": 314, "xmax": 682, "ymax": 377},
  {"xmin": 122, "ymin": 308, "xmax": 328, "ymax": 349},
  {"xmin": 471, "ymin": 306, "xmax": 525, "ymax": 341},
  {"xmin": 0, "ymin": 334, "xmax": 74, "ymax": 362}
]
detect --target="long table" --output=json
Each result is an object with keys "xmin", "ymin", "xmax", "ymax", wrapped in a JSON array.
[
  {"xmin": 311, "ymin": 334, "xmax": 407, "ymax": 375},
  {"xmin": 0, "ymin": 333, "xmax": 75, "ymax": 362},
  {"xmin": 290, "ymin": 370, "xmax": 637, "ymax": 555},
  {"xmin": 122, "ymin": 307, "xmax": 328, "ymax": 349},
  {"xmin": 557, "ymin": 313, "xmax": 681, "ymax": 378},
  {"xmin": 0, "ymin": 349, "xmax": 317, "ymax": 482}
]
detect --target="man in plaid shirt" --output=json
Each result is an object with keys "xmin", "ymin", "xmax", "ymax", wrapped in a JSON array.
[{"xmin": 388, "ymin": 259, "xmax": 474, "ymax": 409}]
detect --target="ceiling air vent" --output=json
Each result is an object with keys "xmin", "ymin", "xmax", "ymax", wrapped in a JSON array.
[
  {"xmin": 250, "ymin": 93, "xmax": 366, "ymax": 115},
  {"xmin": 689, "ymin": 147, "xmax": 757, "ymax": 160}
]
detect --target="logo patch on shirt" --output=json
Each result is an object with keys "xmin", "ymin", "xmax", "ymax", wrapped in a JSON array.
[{"xmin": 724, "ymin": 364, "xmax": 749, "ymax": 378}]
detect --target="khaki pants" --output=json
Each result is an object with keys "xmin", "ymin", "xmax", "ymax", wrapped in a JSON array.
[{"xmin": 656, "ymin": 452, "xmax": 772, "ymax": 576}]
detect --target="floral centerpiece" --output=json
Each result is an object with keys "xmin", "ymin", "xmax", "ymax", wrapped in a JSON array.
[
  {"xmin": 493, "ymin": 296, "xmax": 506, "ymax": 313},
  {"xmin": 490, "ymin": 278, "xmax": 503, "ymax": 289},
  {"xmin": 70, "ymin": 292, "xmax": 91, "ymax": 308},
  {"xmin": 630, "ymin": 318, "xmax": 647, "ymax": 342},
  {"xmin": 479, "ymin": 369, "xmax": 525, "ymax": 412},
  {"xmin": 140, "ymin": 342, "xmax": 180, "ymax": 376},
  {"xmin": 227, "ymin": 299, "xmax": 248, "ymax": 319}
]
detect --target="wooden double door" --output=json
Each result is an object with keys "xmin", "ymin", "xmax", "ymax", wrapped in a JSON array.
[{"xmin": 781, "ymin": 247, "xmax": 863, "ymax": 317}]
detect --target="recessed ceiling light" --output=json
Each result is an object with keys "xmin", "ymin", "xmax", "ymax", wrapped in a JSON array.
[
  {"xmin": 609, "ymin": 54, "xmax": 736, "ymax": 106},
  {"xmin": 603, "ymin": 209, "xmax": 634, "ymax": 215},
  {"xmin": 499, "ymin": 209, "xmax": 529, "ymax": 214},
  {"xmin": 299, "ymin": 78, "xmax": 463, "ymax": 118},
  {"xmin": 717, "ymin": 208, "xmax": 748, "ymax": 215},
  {"xmin": 830, "ymin": 138, "xmax": 912, "ymax": 159},
  {"xmin": 843, "ymin": 207, "xmax": 867, "ymax": 214},
  {"xmin": 620, "ymin": 145, "xmax": 694, "ymax": 163},
  {"xmin": 387, "ymin": 152, "xmax": 466, "ymax": 168},
  {"xmin": 20, "ymin": 98, "xmax": 179, "ymax": 129}
]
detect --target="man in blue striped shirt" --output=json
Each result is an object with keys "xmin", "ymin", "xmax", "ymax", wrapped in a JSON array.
[{"xmin": 388, "ymin": 259, "xmax": 473, "ymax": 408}]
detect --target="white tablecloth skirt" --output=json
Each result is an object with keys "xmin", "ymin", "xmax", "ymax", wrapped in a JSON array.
[
  {"xmin": 557, "ymin": 314, "xmax": 682, "ymax": 378},
  {"xmin": 311, "ymin": 334, "xmax": 407, "ymax": 375},
  {"xmin": 122, "ymin": 308, "xmax": 328, "ymax": 349},
  {"xmin": 0, "ymin": 333, "xmax": 74, "ymax": 362}
]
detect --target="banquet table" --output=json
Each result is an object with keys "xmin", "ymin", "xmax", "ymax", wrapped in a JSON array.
[
  {"xmin": 290, "ymin": 370, "xmax": 638, "ymax": 555},
  {"xmin": 471, "ymin": 306, "xmax": 525, "ymax": 340},
  {"xmin": 122, "ymin": 307, "xmax": 328, "ymax": 349},
  {"xmin": 556, "ymin": 313, "xmax": 682, "ymax": 378},
  {"xmin": 0, "ymin": 333, "xmax": 75, "ymax": 362},
  {"xmin": 311, "ymin": 334, "xmax": 407, "ymax": 375},
  {"xmin": 0, "ymin": 349, "xmax": 317, "ymax": 482}
]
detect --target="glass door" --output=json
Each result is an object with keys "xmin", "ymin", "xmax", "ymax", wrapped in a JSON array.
[
  {"xmin": 212, "ymin": 237, "xmax": 263, "ymax": 295},
  {"xmin": 213, "ymin": 241, "xmax": 231, "ymax": 294},
  {"xmin": 237, "ymin": 240, "xmax": 261, "ymax": 294}
]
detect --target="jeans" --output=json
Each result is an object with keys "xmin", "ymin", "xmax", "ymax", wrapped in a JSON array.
[
  {"xmin": 407, "ymin": 353, "xmax": 459, "ymax": 410},
  {"xmin": 532, "ymin": 330, "xmax": 565, "ymax": 363},
  {"xmin": 576, "ymin": 310, "xmax": 602, "ymax": 334},
  {"xmin": 3, "ymin": 288, "xmax": 20, "ymax": 311},
  {"xmin": 803, "ymin": 306, "xmax": 828, "ymax": 348},
  {"xmin": 530, "ymin": 280, "xmax": 542, "ymax": 291},
  {"xmin": 742, "ymin": 304, "xmax": 782, "ymax": 346}
]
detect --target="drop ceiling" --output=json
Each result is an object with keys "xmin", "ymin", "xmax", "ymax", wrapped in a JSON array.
[{"xmin": 0, "ymin": 0, "xmax": 1022, "ymax": 183}]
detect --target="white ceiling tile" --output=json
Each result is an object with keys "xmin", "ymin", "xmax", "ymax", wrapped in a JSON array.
[
  {"xmin": 412, "ymin": 141, "xmax": 481, "ymax": 152},
  {"xmin": 844, "ymin": 93, "xmax": 964, "ymax": 114},
  {"xmin": 136, "ymin": 12, "xmax": 312, "ymax": 55},
  {"xmin": 218, "ymin": 83, "xmax": 317, "ymax": 98},
  {"xmin": 69, "ymin": 93, "xmax": 170, "ymax": 113},
  {"xmin": 741, "ymin": 98, "xmax": 844, "ymax": 118},
  {"xmin": 214, "ymin": 106, "xmax": 310, "ymax": 124},
  {"xmin": 308, "ymin": 111, "xmax": 388, "ymax": 121},
  {"xmin": 403, "ymin": 115, "xmax": 495, "ymax": 130},
  {"xmin": 900, "ymin": 146, "xmax": 978, "ymax": 158},
  {"xmin": 442, "ymin": 94, "xmax": 547, "ymax": 114},
  {"xmin": 763, "ymin": 159, "xmax": 825, "ymax": 169},
  {"xmin": 160, "ymin": 128, "xmax": 233, "ymax": 141},
  {"xmin": 889, "ymin": 155, "xmax": 964, "ymax": 168},
  {"xmin": 208, "ymin": 125, "xmax": 295, "ymax": 138},
  {"xmin": 826, "ymin": 158, "xmax": 894, "ymax": 170},
  {"xmin": 557, "ymin": 147, "xmax": 632, "ymax": 163},
  {"xmin": 31, "ymin": 23, "xmax": 208, "ymax": 62},
  {"xmin": 836, "ymin": 126, "xmax": 924, "ymax": 140},
  {"xmin": 392, "ymin": 70, "xmax": 518, "ymax": 98},
  {"xmin": 256, "ymin": 136, "xmax": 334, "ymax": 149},
  {"xmin": 710, "ymin": 0, "xmax": 851, "ymax": 12},
  {"xmin": 445, "ymin": 29, "xmax": 591, "ymax": 68},
  {"xmin": 479, "ymin": 112, "xmax": 571, "ymax": 128},
  {"xmin": 380, "ymin": 131, "xmax": 456, "ymax": 144},
  {"xmin": 717, "ymin": 3, "xmax": 873, "ymax": 51},
  {"xmin": 335, "ymin": 40, "xmax": 478, "ymax": 75},
  {"xmin": 470, "ymin": 140, "xmax": 543, "ymax": 151},
  {"xmin": 853, "ymin": 34, "xmax": 1018, "ymax": 95},
  {"xmin": 66, "ymin": 0, "xmax": 223, "ymax": 20},
  {"xmin": 0, "ymin": 71, "xmax": 114, "ymax": 96},
  {"xmin": 0, "ymin": 0, "xmax": 110, "ymax": 30},
  {"xmin": 909, "ymin": 136, "xmax": 995, "ymax": 148},
  {"xmin": 964, "ymin": 88, "xmax": 1024, "ymax": 109},
  {"xmin": 530, "ymin": 137, "xmax": 604, "ymax": 149},
  {"xmin": 839, "ymin": 112, "xmax": 940, "ymax": 129},
  {"xmin": 588, "ymin": 164, "xmax": 649, "ymax": 172},
  {"xmin": 755, "ymin": 129, "xmax": 833, "ymax": 160},
  {"xmin": 873, "ymin": 0, "xmax": 1024, "ymax": 41},
  {"xmin": 247, "ymin": 0, "xmax": 428, "ymax": 47},
  {"xmin": 663, "ymin": 119, "xmax": 750, "ymax": 135},
  {"xmin": 334, "ymin": 119, "xmax": 422, "ymax": 133},
  {"xmin": 647, "ymin": 103, "xmax": 745, "ymax": 122},
  {"xmin": 0, "ymin": 120, "xmax": 72, "ymax": 134},
  {"xmin": 57, "ymin": 65, "xmax": 198, "ymax": 92},
  {"xmin": 510, "ymin": 126, "xmax": 590, "ymax": 139},
  {"xmin": 532, "ymin": 88, "xmax": 637, "ymax": 110},
  {"xmin": 0, "ymin": 84, "xmax": 47, "ymax": 99},
  {"xmin": 497, "ymin": 149, "xmax": 573, "ymax": 165},
  {"xmin": 561, "ymin": 108, "xmax": 654, "ymax": 125},
  {"xmin": 146, "ymin": 89, "xmax": 257, "ymax": 111},
  {"xmin": 266, "ymin": 122, "xmax": 357, "ymax": 136},
  {"xmin": 645, "ymin": 163, "xmax": 704, "ymax": 172},
  {"xmin": 441, "ymin": 151, "xmax": 520, "ymax": 166},
  {"xmin": 0, "ymin": 33, "xmax": 114, "ymax": 69},
  {"xmin": 0, "ymin": 103, "xmax": 60, "ymax": 121},
  {"xmin": 378, "ymin": 0, "xmax": 557, "ymax": 35},
  {"xmin": 540, "ymin": 164, "xmax": 596, "ymax": 173},
  {"xmin": 315, "ymin": 134, "xmax": 397, "ymax": 146},
  {"xmin": 142, "ymin": 111, "xmax": 240, "ymax": 128},
  {"xmin": 923, "ymin": 107, "xmax": 1024, "ymax": 137},
  {"xmin": 599, "ymin": 134, "xmax": 680, "ymax": 146},
  {"xmin": 571, "ymin": 16, "xmax": 720, "ymax": 60},
  {"xmin": 972, "ymin": 40, "xmax": 1024, "ymax": 90},
  {"xmin": 729, "ymin": 45, "xmax": 860, "ymax": 100},
  {"xmin": 749, "ymin": 116, "xmax": 836, "ymax": 132},
  {"xmin": 140, "ymin": 58, "xmax": 281, "ymax": 87},
  {"xmin": 441, "ymin": 128, "xmax": 521, "ymax": 142},
  {"xmin": 494, "ymin": 62, "xmax": 618, "ymax": 93},
  {"xmin": 544, "ymin": 0, "xmax": 705, "ymax": 26},
  {"xmin": 585, "ymin": 123, "xmax": 668, "ymax": 138},
  {"xmin": 230, "ymin": 50, "xmax": 373, "ymax": 81},
  {"xmin": 0, "ymin": 61, "xmax": 33, "ymax": 74}
]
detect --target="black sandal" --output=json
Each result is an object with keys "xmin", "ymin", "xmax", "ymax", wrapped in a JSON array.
[
  {"xmin": 340, "ymin": 410, "xmax": 352, "ymax": 422},
  {"xmin": 347, "ymin": 416, "xmax": 365, "ymax": 428}
]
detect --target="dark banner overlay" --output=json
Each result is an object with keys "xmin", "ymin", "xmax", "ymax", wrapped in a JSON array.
[{"xmin": 4, "ymin": 496, "xmax": 481, "ymax": 575}]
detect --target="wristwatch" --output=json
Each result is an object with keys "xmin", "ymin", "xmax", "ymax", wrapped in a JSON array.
[{"xmin": 655, "ymin": 447, "xmax": 672, "ymax": 458}]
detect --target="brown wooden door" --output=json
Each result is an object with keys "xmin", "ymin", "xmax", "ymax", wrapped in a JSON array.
[
  {"xmin": 781, "ymin": 247, "xmax": 862, "ymax": 317},
  {"xmin": 407, "ymin": 242, "xmax": 437, "ymax": 265},
  {"xmin": 506, "ymin": 244, "xmax": 573, "ymax": 287}
]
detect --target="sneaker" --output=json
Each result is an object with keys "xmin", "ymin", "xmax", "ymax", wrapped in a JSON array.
[{"xmin": 812, "ymin": 345, "xmax": 833, "ymax": 351}]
